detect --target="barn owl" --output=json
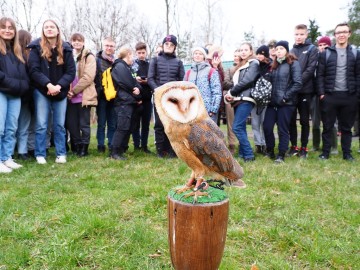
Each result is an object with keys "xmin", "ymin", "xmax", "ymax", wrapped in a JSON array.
[{"xmin": 154, "ymin": 81, "xmax": 245, "ymax": 200}]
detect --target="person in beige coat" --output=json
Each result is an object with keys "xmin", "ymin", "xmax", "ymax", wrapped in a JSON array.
[{"xmin": 66, "ymin": 33, "xmax": 97, "ymax": 156}]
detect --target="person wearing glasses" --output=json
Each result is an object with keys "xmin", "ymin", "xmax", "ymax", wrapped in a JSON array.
[
  {"xmin": 95, "ymin": 37, "xmax": 117, "ymax": 155},
  {"xmin": 317, "ymin": 23, "xmax": 360, "ymax": 161}
]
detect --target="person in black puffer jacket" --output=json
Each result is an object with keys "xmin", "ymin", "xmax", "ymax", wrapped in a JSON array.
[
  {"xmin": 0, "ymin": 17, "xmax": 30, "ymax": 173},
  {"xmin": 148, "ymin": 35, "xmax": 185, "ymax": 158},
  {"xmin": 316, "ymin": 23, "xmax": 360, "ymax": 161},
  {"xmin": 263, "ymin": 40, "xmax": 302, "ymax": 163}
]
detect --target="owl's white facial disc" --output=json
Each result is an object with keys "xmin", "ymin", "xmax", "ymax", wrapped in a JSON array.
[{"xmin": 161, "ymin": 87, "xmax": 200, "ymax": 123}]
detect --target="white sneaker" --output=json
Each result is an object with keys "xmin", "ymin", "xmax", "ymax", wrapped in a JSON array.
[
  {"xmin": 4, "ymin": 158, "xmax": 22, "ymax": 169},
  {"xmin": 55, "ymin": 156, "xmax": 66, "ymax": 164},
  {"xmin": 0, "ymin": 162, "xmax": 12, "ymax": 173},
  {"xmin": 36, "ymin": 156, "xmax": 47, "ymax": 164}
]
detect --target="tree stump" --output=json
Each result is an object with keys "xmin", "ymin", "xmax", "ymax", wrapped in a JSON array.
[{"xmin": 167, "ymin": 188, "xmax": 229, "ymax": 270}]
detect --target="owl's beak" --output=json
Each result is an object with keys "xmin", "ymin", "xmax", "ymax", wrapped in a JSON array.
[{"xmin": 179, "ymin": 102, "xmax": 189, "ymax": 114}]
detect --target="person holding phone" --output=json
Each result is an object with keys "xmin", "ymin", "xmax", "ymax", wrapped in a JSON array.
[
  {"xmin": 131, "ymin": 41, "xmax": 152, "ymax": 153},
  {"xmin": 206, "ymin": 45, "xmax": 225, "ymax": 125}
]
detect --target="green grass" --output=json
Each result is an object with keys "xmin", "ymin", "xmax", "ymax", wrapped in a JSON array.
[{"xmin": 0, "ymin": 126, "xmax": 359, "ymax": 269}]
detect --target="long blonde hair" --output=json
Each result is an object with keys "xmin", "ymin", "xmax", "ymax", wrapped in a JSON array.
[
  {"xmin": 40, "ymin": 19, "xmax": 64, "ymax": 65},
  {"xmin": 0, "ymin": 17, "xmax": 25, "ymax": 63}
]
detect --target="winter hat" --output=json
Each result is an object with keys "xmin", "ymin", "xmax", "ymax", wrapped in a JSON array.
[
  {"xmin": 192, "ymin": 46, "xmax": 207, "ymax": 59},
  {"xmin": 275, "ymin": 40, "xmax": 289, "ymax": 52},
  {"xmin": 318, "ymin": 36, "xmax": 331, "ymax": 47},
  {"xmin": 256, "ymin": 45, "xmax": 269, "ymax": 58},
  {"xmin": 162, "ymin": 34, "xmax": 178, "ymax": 47},
  {"xmin": 267, "ymin": 39, "xmax": 277, "ymax": 48}
]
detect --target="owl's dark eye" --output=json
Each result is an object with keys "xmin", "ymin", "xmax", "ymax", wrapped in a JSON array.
[
  {"xmin": 189, "ymin": 97, "xmax": 195, "ymax": 103},
  {"xmin": 169, "ymin": 98, "xmax": 178, "ymax": 104}
]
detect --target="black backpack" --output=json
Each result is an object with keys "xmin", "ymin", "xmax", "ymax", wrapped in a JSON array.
[{"xmin": 250, "ymin": 75, "xmax": 272, "ymax": 113}]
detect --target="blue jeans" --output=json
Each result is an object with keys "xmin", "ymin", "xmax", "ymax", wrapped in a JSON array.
[
  {"xmin": 96, "ymin": 98, "xmax": 116, "ymax": 147},
  {"xmin": 33, "ymin": 89, "xmax": 67, "ymax": 157},
  {"xmin": 233, "ymin": 102, "xmax": 254, "ymax": 159},
  {"xmin": 16, "ymin": 101, "xmax": 32, "ymax": 154},
  {"xmin": 0, "ymin": 92, "xmax": 21, "ymax": 161}
]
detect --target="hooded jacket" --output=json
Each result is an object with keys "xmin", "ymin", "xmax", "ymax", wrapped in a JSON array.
[
  {"xmin": 111, "ymin": 58, "xmax": 142, "ymax": 106},
  {"xmin": 185, "ymin": 61, "xmax": 222, "ymax": 114},
  {"xmin": 290, "ymin": 41, "xmax": 318, "ymax": 95},
  {"xmin": 27, "ymin": 38, "xmax": 75, "ymax": 101}
]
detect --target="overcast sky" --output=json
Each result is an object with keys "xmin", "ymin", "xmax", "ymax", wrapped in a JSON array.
[{"xmin": 134, "ymin": 0, "xmax": 351, "ymax": 59}]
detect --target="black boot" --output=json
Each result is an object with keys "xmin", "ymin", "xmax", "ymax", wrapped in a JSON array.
[
  {"xmin": 97, "ymin": 145, "xmax": 106, "ymax": 153},
  {"xmin": 110, "ymin": 147, "xmax": 126, "ymax": 160},
  {"xmin": 79, "ymin": 144, "xmax": 89, "ymax": 157},
  {"xmin": 275, "ymin": 152, "xmax": 285, "ymax": 163},
  {"xmin": 76, "ymin": 144, "xmax": 83, "ymax": 156},
  {"xmin": 265, "ymin": 148, "xmax": 275, "ymax": 159}
]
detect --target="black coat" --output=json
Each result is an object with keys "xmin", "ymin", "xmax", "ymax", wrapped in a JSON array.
[
  {"xmin": 133, "ymin": 58, "xmax": 153, "ymax": 100},
  {"xmin": 269, "ymin": 60, "xmax": 302, "ymax": 106},
  {"xmin": 316, "ymin": 45, "xmax": 360, "ymax": 97},
  {"xmin": 111, "ymin": 58, "xmax": 141, "ymax": 106},
  {"xmin": 95, "ymin": 51, "xmax": 114, "ymax": 100},
  {"xmin": 0, "ymin": 47, "xmax": 29, "ymax": 97},
  {"xmin": 147, "ymin": 51, "xmax": 185, "ymax": 90},
  {"xmin": 27, "ymin": 38, "xmax": 75, "ymax": 101},
  {"xmin": 230, "ymin": 59, "xmax": 260, "ymax": 103},
  {"xmin": 290, "ymin": 42, "xmax": 318, "ymax": 95}
]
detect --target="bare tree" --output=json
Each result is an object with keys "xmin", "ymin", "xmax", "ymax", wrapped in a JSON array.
[
  {"xmin": 3, "ymin": 0, "xmax": 45, "ymax": 34},
  {"xmin": 133, "ymin": 19, "xmax": 164, "ymax": 57}
]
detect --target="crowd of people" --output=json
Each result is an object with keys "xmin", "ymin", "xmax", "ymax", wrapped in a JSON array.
[{"xmin": 0, "ymin": 17, "xmax": 359, "ymax": 173}]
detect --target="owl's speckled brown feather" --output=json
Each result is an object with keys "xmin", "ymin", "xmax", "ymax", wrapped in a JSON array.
[{"xmin": 154, "ymin": 81, "xmax": 244, "ymax": 188}]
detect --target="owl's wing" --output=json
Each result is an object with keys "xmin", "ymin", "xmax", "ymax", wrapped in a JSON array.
[{"xmin": 188, "ymin": 119, "xmax": 238, "ymax": 175}]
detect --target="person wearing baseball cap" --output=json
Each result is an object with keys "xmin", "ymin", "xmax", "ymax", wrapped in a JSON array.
[{"xmin": 147, "ymin": 34, "xmax": 185, "ymax": 158}]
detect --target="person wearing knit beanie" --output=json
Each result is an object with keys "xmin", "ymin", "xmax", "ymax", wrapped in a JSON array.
[
  {"xmin": 317, "ymin": 36, "xmax": 331, "ymax": 53},
  {"xmin": 256, "ymin": 45, "xmax": 270, "ymax": 58},
  {"xmin": 192, "ymin": 46, "xmax": 207, "ymax": 60},
  {"xmin": 275, "ymin": 40, "xmax": 289, "ymax": 53},
  {"xmin": 162, "ymin": 34, "xmax": 177, "ymax": 47}
]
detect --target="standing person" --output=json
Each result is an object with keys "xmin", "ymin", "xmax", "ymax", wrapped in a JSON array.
[
  {"xmin": 311, "ymin": 36, "xmax": 338, "ymax": 154},
  {"xmin": 131, "ymin": 42, "xmax": 152, "ymax": 153},
  {"xmin": 224, "ymin": 42, "xmax": 260, "ymax": 162},
  {"xmin": 252, "ymin": 45, "xmax": 271, "ymax": 154},
  {"xmin": 0, "ymin": 17, "xmax": 29, "ymax": 173},
  {"xmin": 95, "ymin": 37, "xmax": 116, "ymax": 154},
  {"xmin": 110, "ymin": 46, "xmax": 141, "ymax": 160},
  {"xmin": 206, "ymin": 45, "xmax": 225, "ymax": 126},
  {"xmin": 288, "ymin": 24, "xmax": 319, "ymax": 158},
  {"xmin": 66, "ymin": 33, "xmax": 97, "ymax": 157},
  {"xmin": 16, "ymin": 29, "xmax": 32, "ymax": 160},
  {"xmin": 27, "ymin": 19, "xmax": 76, "ymax": 164},
  {"xmin": 148, "ymin": 34, "xmax": 185, "ymax": 158},
  {"xmin": 268, "ymin": 39, "xmax": 277, "ymax": 62},
  {"xmin": 222, "ymin": 48, "xmax": 240, "ymax": 154},
  {"xmin": 317, "ymin": 23, "xmax": 360, "ymax": 161},
  {"xmin": 184, "ymin": 46, "xmax": 222, "ymax": 122},
  {"xmin": 263, "ymin": 40, "xmax": 302, "ymax": 163}
]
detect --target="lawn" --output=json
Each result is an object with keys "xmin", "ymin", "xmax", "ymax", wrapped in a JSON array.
[{"xmin": 0, "ymin": 125, "xmax": 359, "ymax": 269}]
